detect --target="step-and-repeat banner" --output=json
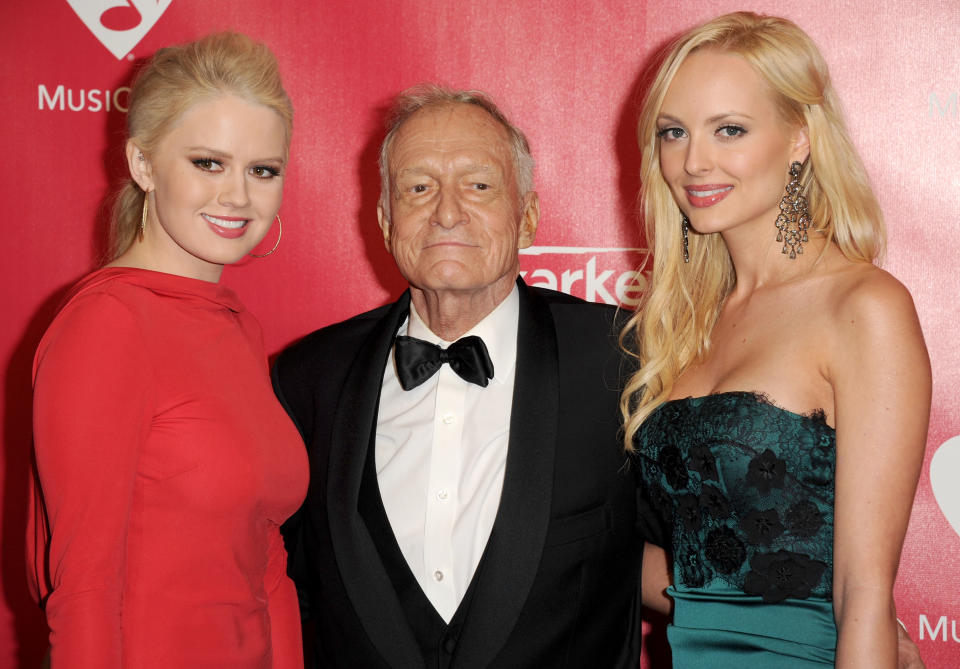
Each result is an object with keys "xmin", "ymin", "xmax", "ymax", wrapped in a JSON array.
[{"xmin": 1, "ymin": 1, "xmax": 957, "ymax": 667}]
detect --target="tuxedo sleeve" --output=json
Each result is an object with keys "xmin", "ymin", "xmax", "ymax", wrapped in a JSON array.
[{"xmin": 271, "ymin": 352, "xmax": 315, "ymax": 621}]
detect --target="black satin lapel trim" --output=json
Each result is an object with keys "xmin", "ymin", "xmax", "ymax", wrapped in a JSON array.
[
  {"xmin": 452, "ymin": 280, "xmax": 559, "ymax": 669},
  {"xmin": 326, "ymin": 291, "xmax": 426, "ymax": 669}
]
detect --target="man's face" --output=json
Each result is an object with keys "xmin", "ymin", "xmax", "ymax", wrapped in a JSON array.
[{"xmin": 378, "ymin": 104, "xmax": 538, "ymax": 302}]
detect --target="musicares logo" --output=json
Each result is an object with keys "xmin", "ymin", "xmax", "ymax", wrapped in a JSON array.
[{"xmin": 67, "ymin": 0, "xmax": 172, "ymax": 60}]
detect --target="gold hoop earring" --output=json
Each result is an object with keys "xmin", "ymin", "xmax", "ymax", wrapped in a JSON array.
[
  {"xmin": 139, "ymin": 193, "xmax": 148, "ymax": 242},
  {"xmin": 250, "ymin": 215, "xmax": 282, "ymax": 258}
]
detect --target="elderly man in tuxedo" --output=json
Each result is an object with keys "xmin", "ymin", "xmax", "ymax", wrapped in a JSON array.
[{"xmin": 272, "ymin": 84, "xmax": 647, "ymax": 668}]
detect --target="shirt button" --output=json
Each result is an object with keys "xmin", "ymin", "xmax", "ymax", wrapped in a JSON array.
[
  {"xmin": 437, "ymin": 490, "xmax": 449, "ymax": 501},
  {"xmin": 433, "ymin": 570, "xmax": 444, "ymax": 582},
  {"xmin": 442, "ymin": 413, "xmax": 456, "ymax": 425}
]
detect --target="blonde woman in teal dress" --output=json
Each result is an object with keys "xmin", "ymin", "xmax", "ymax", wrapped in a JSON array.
[{"xmin": 621, "ymin": 12, "xmax": 931, "ymax": 668}]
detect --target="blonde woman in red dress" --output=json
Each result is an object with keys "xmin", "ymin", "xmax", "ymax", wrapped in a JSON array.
[{"xmin": 28, "ymin": 33, "xmax": 307, "ymax": 668}]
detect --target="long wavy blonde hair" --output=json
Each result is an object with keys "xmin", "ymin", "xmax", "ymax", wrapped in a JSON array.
[
  {"xmin": 110, "ymin": 32, "xmax": 293, "ymax": 260},
  {"xmin": 621, "ymin": 12, "xmax": 885, "ymax": 448}
]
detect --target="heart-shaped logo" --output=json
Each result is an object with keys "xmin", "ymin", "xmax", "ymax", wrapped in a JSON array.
[
  {"xmin": 930, "ymin": 435, "xmax": 960, "ymax": 538},
  {"xmin": 66, "ymin": 0, "xmax": 172, "ymax": 60}
]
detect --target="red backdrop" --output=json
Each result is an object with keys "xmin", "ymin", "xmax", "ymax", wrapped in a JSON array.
[{"xmin": 1, "ymin": 1, "xmax": 957, "ymax": 667}]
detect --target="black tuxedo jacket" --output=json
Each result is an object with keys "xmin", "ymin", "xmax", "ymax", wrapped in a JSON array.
[{"xmin": 272, "ymin": 280, "xmax": 646, "ymax": 668}]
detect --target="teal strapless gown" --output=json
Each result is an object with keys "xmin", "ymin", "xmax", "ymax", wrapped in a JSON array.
[{"xmin": 633, "ymin": 391, "xmax": 837, "ymax": 667}]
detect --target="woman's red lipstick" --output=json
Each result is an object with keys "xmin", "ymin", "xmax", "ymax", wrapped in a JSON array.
[
  {"xmin": 685, "ymin": 184, "xmax": 733, "ymax": 208},
  {"xmin": 202, "ymin": 213, "xmax": 249, "ymax": 239}
]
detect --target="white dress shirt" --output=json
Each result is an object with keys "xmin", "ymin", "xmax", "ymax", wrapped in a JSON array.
[{"xmin": 375, "ymin": 286, "xmax": 519, "ymax": 623}]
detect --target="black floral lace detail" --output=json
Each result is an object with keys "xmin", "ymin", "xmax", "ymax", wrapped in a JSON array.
[
  {"xmin": 676, "ymin": 494, "xmax": 702, "ymax": 532},
  {"xmin": 743, "ymin": 550, "xmax": 828, "ymax": 603},
  {"xmin": 632, "ymin": 391, "xmax": 836, "ymax": 600},
  {"xmin": 659, "ymin": 444, "xmax": 689, "ymax": 490},
  {"xmin": 679, "ymin": 546, "xmax": 708, "ymax": 588},
  {"xmin": 687, "ymin": 443, "xmax": 718, "ymax": 481},
  {"xmin": 700, "ymin": 485, "xmax": 730, "ymax": 517},
  {"xmin": 808, "ymin": 432, "xmax": 836, "ymax": 487},
  {"xmin": 746, "ymin": 449, "xmax": 787, "ymax": 493},
  {"xmin": 785, "ymin": 500, "xmax": 823, "ymax": 538},
  {"xmin": 740, "ymin": 508, "xmax": 785, "ymax": 545},
  {"xmin": 704, "ymin": 527, "xmax": 746, "ymax": 574}
]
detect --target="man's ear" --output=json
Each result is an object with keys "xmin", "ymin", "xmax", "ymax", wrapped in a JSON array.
[
  {"xmin": 126, "ymin": 139, "xmax": 154, "ymax": 192},
  {"xmin": 517, "ymin": 191, "xmax": 539, "ymax": 249},
  {"xmin": 377, "ymin": 200, "xmax": 391, "ymax": 251}
]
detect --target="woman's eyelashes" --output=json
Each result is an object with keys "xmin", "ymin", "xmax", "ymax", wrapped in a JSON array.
[
  {"xmin": 658, "ymin": 126, "xmax": 686, "ymax": 141},
  {"xmin": 717, "ymin": 124, "xmax": 747, "ymax": 139},
  {"xmin": 250, "ymin": 165, "xmax": 282, "ymax": 179},
  {"xmin": 192, "ymin": 157, "xmax": 223, "ymax": 172},
  {"xmin": 190, "ymin": 157, "xmax": 281, "ymax": 179},
  {"xmin": 658, "ymin": 124, "xmax": 748, "ymax": 142}
]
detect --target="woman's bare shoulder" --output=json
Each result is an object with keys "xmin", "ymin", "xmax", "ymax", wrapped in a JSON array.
[
  {"xmin": 825, "ymin": 262, "xmax": 918, "ymax": 327},
  {"xmin": 816, "ymin": 261, "xmax": 928, "ymax": 388}
]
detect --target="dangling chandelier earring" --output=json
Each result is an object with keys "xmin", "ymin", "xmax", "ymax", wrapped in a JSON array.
[
  {"xmin": 775, "ymin": 161, "xmax": 811, "ymax": 259},
  {"xmin": 250, "ymin": 215, "xmax": 283, "ymax": 258},
  {"xmin": 681, "ymin": 213, "xmax": 690, "ymax": 263}
]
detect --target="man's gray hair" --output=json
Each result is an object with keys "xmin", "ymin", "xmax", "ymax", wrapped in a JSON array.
[{"xmin": 378, "ymin": 83, "xmax": 535, "ymax": 220}]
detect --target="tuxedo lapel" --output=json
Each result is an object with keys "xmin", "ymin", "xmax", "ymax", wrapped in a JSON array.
[
  {"xmin": 452, "ymin": 281, "xmax": 560, "ymax": 669},
  {"xmin": 325, "ymin": 291, "xmax": 426, "ymax": 669}
]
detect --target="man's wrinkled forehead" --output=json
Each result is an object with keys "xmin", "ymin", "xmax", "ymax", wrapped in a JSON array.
[{"xmin": 388, "ymin": 103, "xmax": 513, "ymax": 170}]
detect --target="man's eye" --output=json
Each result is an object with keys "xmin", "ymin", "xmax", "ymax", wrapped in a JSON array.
[
  {"xmin": 412, "ymin": 184, "xmax": 427, "ymax": 193},
  {"xmin": 473, "ymin": 183, "xmax": 490, "ymax": 190}
]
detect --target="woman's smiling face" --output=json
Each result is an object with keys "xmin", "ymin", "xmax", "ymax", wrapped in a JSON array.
[
  {"xmin": 657, "ymin": 49, "xmax": 808, "ymax": 241},
  {"xmin": 133, "ymin": 94, "xmax": 287, "ymax": 281}
]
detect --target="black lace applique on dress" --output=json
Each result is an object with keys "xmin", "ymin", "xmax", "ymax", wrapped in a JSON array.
[
  {"xmin": 744, "ymin": 550, "xmax": 828, "ymax": 603},
  {"xmin": 739, "ymin": 508, "xmax": 785, "ymax": 545},
  {"xmin": 700, "ymin": 484, "xmax": 731, "ymax": 518},
  {"xmin": 687, "ymin": 443, "xmax": 718, "ymax": 481},
  {"xmin": 746, "ymin": 449, "xmax": 787, "ymax": 493},
  {"xmin": 704, "ymin": 527, "xmax": 747, "ymax": 574},
  {"xmin": 633, "ymin": 391, "xmax": 836, "ymax": 600},
  {"xmin": 659, "ymin": 444, "xmax": 690, "ymax": 490}
]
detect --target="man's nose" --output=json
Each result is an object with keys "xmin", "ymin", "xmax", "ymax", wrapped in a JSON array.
[{"xmin": 431, "ymin": 185, "xmax": 468, "ymax": 228}]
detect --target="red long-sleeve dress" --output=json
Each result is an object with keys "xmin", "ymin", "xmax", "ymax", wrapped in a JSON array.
[{"xmin": 28, "ymin": 267, "xmax": 308, "ymax": 668}]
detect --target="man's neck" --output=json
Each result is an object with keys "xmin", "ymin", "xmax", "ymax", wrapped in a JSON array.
[{"xmin": 409, "ymin": 277, "xmax": 516, "ymax": 341}]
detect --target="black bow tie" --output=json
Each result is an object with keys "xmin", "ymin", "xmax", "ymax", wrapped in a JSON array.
[{"xmin": 394, "ymin": 334, "xmax": 495, "ymax": 390}]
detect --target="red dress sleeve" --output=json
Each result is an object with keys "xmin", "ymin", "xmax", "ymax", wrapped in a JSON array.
[{"xmin": 30, "ymin": 291, "xmax": 154, "ymax": 668}]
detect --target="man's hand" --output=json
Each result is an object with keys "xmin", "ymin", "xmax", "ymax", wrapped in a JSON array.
[{"xmin": 897, "ymin": 620, "xmax": 925, "ymax": 669}]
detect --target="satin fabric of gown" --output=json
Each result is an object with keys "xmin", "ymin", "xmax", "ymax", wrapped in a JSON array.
[
  {"xmin": 29, "ymin": 267, "xmax": 308, "ymax": 668},
  {"xmin": 634, "ymin": 391, "xmax": 837, "ymax": 667}
]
